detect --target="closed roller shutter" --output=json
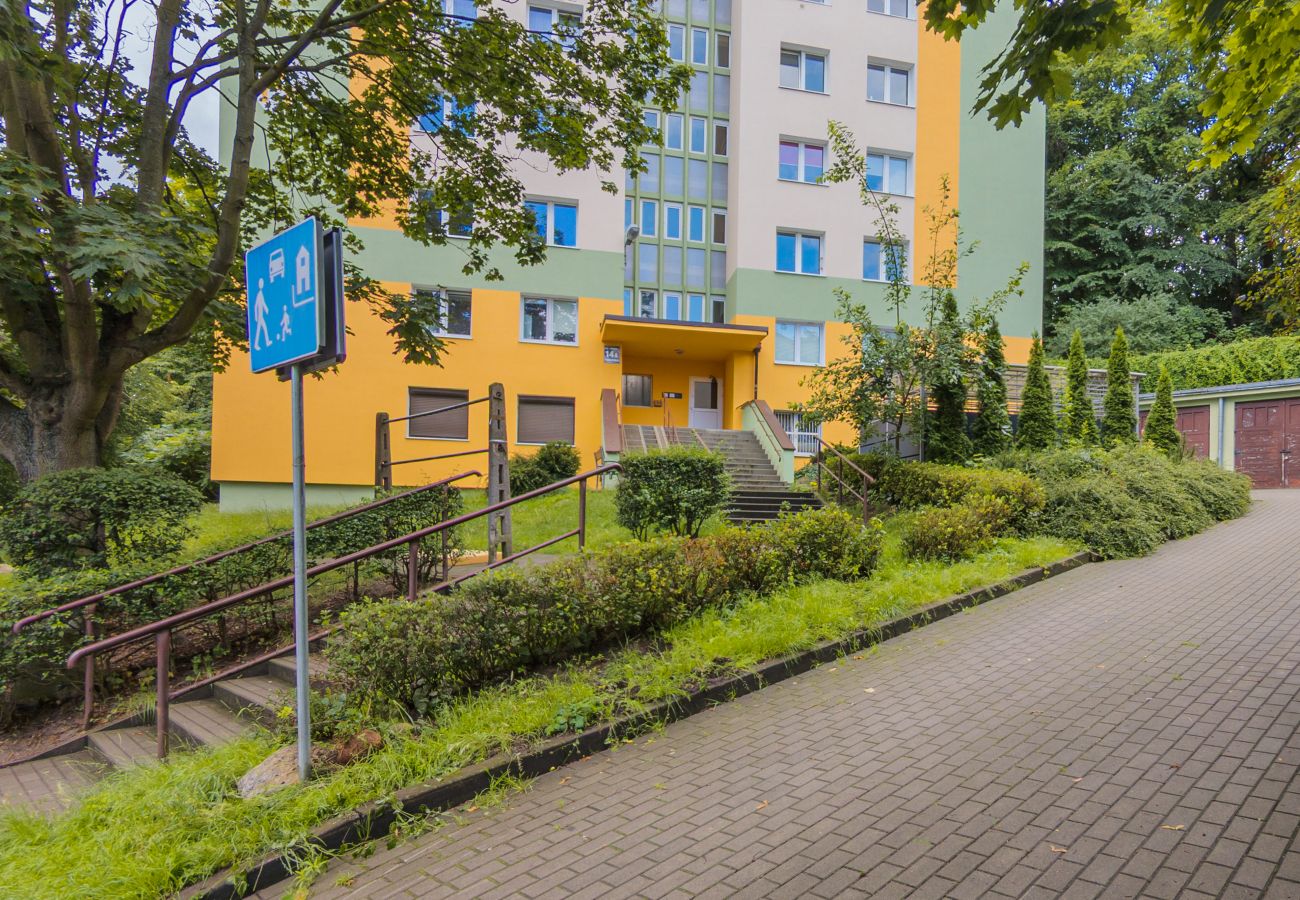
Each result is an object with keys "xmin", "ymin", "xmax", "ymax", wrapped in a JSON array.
[
  {"xmin": 518, "ymin": 396, "xmax": 575, "ymax": 444},
  {"xmin": 408, "ymin": 388, "xmax": 469, "ymax": 439}
]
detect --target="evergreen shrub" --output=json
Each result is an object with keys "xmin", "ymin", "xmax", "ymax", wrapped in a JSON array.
[
  {"xmin": 899, "ymin": 494, "xmax": 1016, "ymax": 562},
  {"xmin": 872, "ymin": 462, "xmax": 1044, "ymax": 531},
  {"xmin": 615, "ymin": 447, "xmax": 729, "ymax": 538},
  {"xmin": 509, "ymin": 442, "xmax": 582, "ymax": 496},
  {"xmin": 326, "ymin": 508, "xmax": 885, "ymax": 716}
]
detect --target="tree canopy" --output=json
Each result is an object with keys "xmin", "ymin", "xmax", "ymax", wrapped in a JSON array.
[{"xmin": 0, "ymin": 0, "xmax": 685, "ymax": 481}]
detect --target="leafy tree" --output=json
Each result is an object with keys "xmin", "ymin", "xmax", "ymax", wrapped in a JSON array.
[
  {"xmin": 0, "ymin": 1, "xmax": 685, "ymax": 482},
  {"xmin": 1016, "ymin": 334, "xmax": 1057, "ymax": 451},
  {"xmin": 1101, "ymin": 326, "xmax": 1138, "ymax": 446},
  {"xmin": 926, "ymin": 292, "xmax": 974, "ymax": 464},
  {"xmin": 971, "ymin": 319, "xmax": 1012, "ymax": 457},
  {"xmin": 1144, "ymin": 365, "xmax": 1181, "ymax": 458},
  {"xmin": 799, "ymin": 122, "xmax": 1024, "ymax": 456},
  {"xmin": 1061, "ymin": 330, "xmax": 1099, "ymax": 445},
  {"xmin": 1047, "ymin": 296, "xmax": 1231, "ymax": 358}
]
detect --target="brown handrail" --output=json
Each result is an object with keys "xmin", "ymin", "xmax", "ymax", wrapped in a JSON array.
[
  {"xmin": 67, "ymin": 463, "xmax": 620, "ymax": 757},
  {"xmin": 385, "ymin": 395, "xmax": 489, "ymax": 425},
  {"xmin": 812, "ymin": 438, "xmax": 875, "ymax": 523},
  {"xmin": 13, "ymin": 471, "xmax": 481, "ymax": 635}
]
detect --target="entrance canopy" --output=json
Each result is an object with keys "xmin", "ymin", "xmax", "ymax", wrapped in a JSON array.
[{"xmin": 600, "ymin": 315, "xmax": 767, "ymax": 360}]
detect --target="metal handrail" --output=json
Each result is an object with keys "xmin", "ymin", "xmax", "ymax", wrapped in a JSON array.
[
  {"xmin": 386, "ymin": 395, "xmax": 488, "ymax": 425},
  {"xmin": 812, "ymin": 438, "xmax": 875, "ymax": 523},
  {"xmin": 67, "ymin": 463, "xmax": 621, "ymax": 757},
  {"xmin": 13, "ymin": 471, "xmax": 480, "ymax": 634}
]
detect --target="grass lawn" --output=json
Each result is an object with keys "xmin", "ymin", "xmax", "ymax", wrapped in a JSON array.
[
  {"xmin": 183, "ymin": 502, "xmax": 353, "ymax": 558},
  {"xmin": 0, "ymin": 529, "xmax": 1080, "ymax": 898}
]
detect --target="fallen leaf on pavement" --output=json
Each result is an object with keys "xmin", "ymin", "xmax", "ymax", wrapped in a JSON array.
[
  {"xmin": 755, "ymin": 800, "xmax": 769, "ymax": 811},
  {"xmin": 1050, "ymin": 846, "xmax": 1067, "ymax": 854},
  {"xmin": 1160, "ymin": 824, "xmax": 1185, "ymax": 831},
  {"xmin": 559, "ymin": 777, "xmax": 571, "ymax": 785},
  {"xmin": 467, "ymin": 805, "xmax": 479, "ymax": 813},
  {"xmin": 864, "ymin": 688, "xmax": 875, "ymax": 694}
]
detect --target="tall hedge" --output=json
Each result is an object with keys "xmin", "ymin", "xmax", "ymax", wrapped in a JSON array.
[
  {"xmin": 1062, "ymin": 329, "xmax": 1099, "ymax": 445},
  {"xmin": 972, "ymin": 319, "xmax": 1012, "ymax": 456},
  {"xmin": 1125, "ymin": 335, "xmax": 1300, "ymax": 391},
  {"xmin": 1144, "ymin": 365, "xmax": 1181, "ymax": 458},
  {"xmin": 1101, "ymin": 326, "xmax": 1137, "ymax": 447},
  {"xmin": 1016, "ymin": 334, "xmax": 1056, "ymax": 450}
]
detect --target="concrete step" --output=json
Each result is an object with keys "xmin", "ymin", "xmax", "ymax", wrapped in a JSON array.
[
  {"xmin": 267, "ymin": 654, "xmax": 330, "ymax": 685},
  {"xmin": 169, "ymin": 698, "xmax": 255, "ymax": 747},
  {"xmin": 88, "ymin": 725, "xmax": 163, "ymax": 769},
  {"xmin": 0, "ymin": 750, "xmax": 107, "ymax": 816},
  {"xmin": 214, "ymin": 675, "xmax": 291, "ymax": 727}
]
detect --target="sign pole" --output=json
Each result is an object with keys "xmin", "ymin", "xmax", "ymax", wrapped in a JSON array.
[{"xmin": 290, "ymin": 363, "xmax": 312, "ymax": 782}]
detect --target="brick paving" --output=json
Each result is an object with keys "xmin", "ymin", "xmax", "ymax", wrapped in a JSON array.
[{"xmin": 284, "ymin": 491, "xmax": 1300, "ymax": 899}]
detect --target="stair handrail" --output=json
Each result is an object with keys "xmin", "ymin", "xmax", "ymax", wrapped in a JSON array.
[
  {"xmin": 67, "ymin": 463, "xmax": 621, "ymax": 758},
  {"xmin": 812, "ymin": 437, "xmax": 875, "ymax": 523}
]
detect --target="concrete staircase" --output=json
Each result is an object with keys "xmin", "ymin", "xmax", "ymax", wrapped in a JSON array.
[
  {"xmin": 0, "ymin": 653, "xmax": 324, "ymax": 815},
  {"xmin": 621, "ymin": 425, "xmax": 821, "ymax": 524}
]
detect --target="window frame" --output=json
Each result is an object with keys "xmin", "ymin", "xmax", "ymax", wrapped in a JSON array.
[
  {"xmin": 639, "ymin": 198, "xmax": 658, "ymax": 237},
  {"xmin": 865, "ymin": 151, "xmax": 911, "ymax": 196},
  {"xmin": 623, "ymin": 374, "xmax": 654, "ymax": 408},
  {"xmin": 691, "ymin": 26, "xmax": 709, "ymax": 65},
  {"xmin": 776, "ymin": 230, "xmax": 824, "ymax": 276},
  {"xmin": 778, "ymin": 139, "xmax": 826, "ymax": 184},
  {"xmin": 689, "ymin": 116, "xmax": 708, "ymax": 154},
  {"xmin": 517, "ymin": 395, "xmax": 576, "ymax": 445},
  {"xmin": 664, "ymin": 112, "xmax": 684, "ymax": 150},
  {"xmin": 687, "ymin": 205, "xmax": 706, "ymax": 243},
  {"xmin": 667, "ymin": 23, "xmax": 686, "ymax": 61},
  {"xmin": 406, "ymin": 387, "xmax": 471, "ymax": 441},
  {"xmin": 413, "ymin": 286, "xmax": 473, "ymax": 339},
  {"xmin": 525, "ymin": 198, "xmax": 579, "ymax": 247},
  {"xmin": 867, "ymin": 0, "xmax": 913, "ymax": 18},
  {"xmin": 712, "ymin": 209, "xmax": 727, "ymax": 245},
  {"xmin": 862, "ymin": 239, "xmax": 908, "ymax": 282},
  {"xmin": 519, "ymin": 296, "xmax": 580, "ymax": 345},
  {"xmin": 715, "ymin": 32, "xmax": 731, "ymax": 68},
  {"xmin": 774, "ymin": 319, "xmax": 825, "ymax": 367},
  {"xmin": 867, "ymin": 62, "xmax": 912, "ymax": 106},
  {"xmin": 713, "ymin": 121, "xmax": 729, "ymax": 157},
  {"xmin": 664, "ymin": 202, "xmax": 683, "ymax": 240},
  {"xmin": 779, "ymin": 47, "xmax": 828, "ymax": 94}
]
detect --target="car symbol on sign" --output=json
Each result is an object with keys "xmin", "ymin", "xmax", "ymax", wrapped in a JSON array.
[{"xmin": 269, "ymin": 248, "xmax": 286, "ymax": 281}]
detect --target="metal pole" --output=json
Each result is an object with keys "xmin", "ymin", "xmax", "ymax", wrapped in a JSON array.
[
  {"xmin": 578, "ymin": 479, "xmax": 588, "ymax": 550},
  {"xmin": 155, "ymin": 630, "xmax": 170, "ymax": 759},
  {"xmin": 290, "ymin": 364, "xmax": 312, "ymax": 783},
  {"xmin": 81, "ymin": 604, "xmax": 96, "ymax": 731}
]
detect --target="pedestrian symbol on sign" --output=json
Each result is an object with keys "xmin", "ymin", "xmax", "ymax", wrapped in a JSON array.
[{"xmin": 244, "ymin": 217, "xmax": 325, "ymax": 373}]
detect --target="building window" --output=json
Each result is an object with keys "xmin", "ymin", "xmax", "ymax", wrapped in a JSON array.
[
  {"xmin": 640, "ymin": 199, "xmax": 658, "ymax": 237},
  {"xmin": 687, "ymin": 292, "xmax": 707, "ymax": 321},
  {"xmin": 714, "ymin": 122, "xmax": 729, "ymax": 157},
  {"xmin": 689, "ymin": 116, "xmax": 707, "ymax": 153},
  {"xmin": 691, "ymin": 27, "xmax": 709, "ymax": 64},
  {"xmin": 776, "ymin": 231, "xmax": 823, "ymax": 275},
  {"xmin": 867, "ymin": 0, "xmax": 912, "ymax": 17},
  {"xmin": 638, "ymin": 289, "xmax": 657, "ymax": 317},
  {"xmin": 863, "ymin": 240, "xmax": 906, "ymax": 282},
  {"xmin": 665, "ymin": 202, "xmax": 683, "ymax": 240},
  {"xmin": 779, "ymin": 48, "xmax": 827, "ymax": 93},
  {"xmin": 868, "ymin": 63, "xmax": 911, "ymax": 105},
  {"xmin": 775, "ymin": 320, "xmax": 823, "ymax": 366},
  {"xmin": 715, "ymin": 33, "xmax": 730, "ymax": 68},
  {"xmin": 623, "ymin": 374, "xmax": 653, "ymax": 407},
  {"xmin": 638, "ymin": 242, "xmax": 658, "ymax": 281},
  {"xmin": 643, "ymin": 109, "xmax": 659, "ymax": 140},
  {"xmin": 408, "ymin": 388, "xmax": 469, "ymax": 440},
  {"xmin": 775, "ymin": 410, "xmax": 822, "ymax": 456},
  {"xmin": 521, "ymin": 296, "xmax": 578, "ymax": 344},
  {"xmin": 526, "ymin": 199, "xmax": 578, "ymax": 246},
  {"xmin": 665, "ymin": 113, "xmax": 684, "ymax": 150},
  {"xmin": 413, "ymin": 287, "xmax": 472, "ymax": 338},
  {"xmin": 778, "ymin": 140, "xmax": 825, "ymax": 183},
  {"xmin": 712, "ymin": 210, "xmax": 727, "ymax": 244},
  {"xmin": 668, "ymin": 23, "xmax": 685, "ymax": 61},
  {"xmin": 416, "ymin": 191, "xmax": 474, "ymax": 239},
  {"xmin": 518, "ymin": 396, "xmax": 575, "ymax": 444},
  {"xmin": 688, "ymin": 205, "xmax": 706, "ymax": 242},
  {"xmin": 663, "ymin": 291, "xmax": 682, "ymax": 319},
  {"xmin": 442, "ymin": 0, "xmax": 477, "ymax": 19},
  {"xmin": 711, "ymin": 295, "xmax": 726, "ymax": 323},
  {"xmin": 416, "ymin": 96, "xmax": 475, "ymax": 134},
  {"xmin": 686, "ymin": 247, "xmax": 706, "ymax": 288},
  {"xmin": 867, "ymin": 152, "xmax": 910, "ymax": 195},
  {"xmin": 528, "ymin": 5, "xmax": 580, "ymax": 49}
]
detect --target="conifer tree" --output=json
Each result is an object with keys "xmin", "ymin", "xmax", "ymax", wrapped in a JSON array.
[
  {"xmin": 1144, "ymin": 365, "xmax": 1182, "ymax": 458},
  {"xmin": 1062, "ymin": 329, "xmax": 1100, "ymax": 444},
  {"xmin": 1016, "ymin": 333, "xmax": 1057, "ymax": 450},
  {"xmin": 926, "ymin": 293, "xmax": 975, "ymax": 463},
  {"xmin": 971, "ymin": 319, "xmax": 1012, "ymax": 456},
  {"xmin": 1102, "ymin": 326, "xmax": 1138, "ymax": 446}
]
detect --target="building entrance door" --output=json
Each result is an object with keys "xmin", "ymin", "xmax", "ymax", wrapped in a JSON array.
[{"xmin": 688, "ymin": 377, "xmax": 723, "ymax": 430}]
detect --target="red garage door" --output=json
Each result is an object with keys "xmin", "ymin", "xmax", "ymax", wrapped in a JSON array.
[
  {"xmin": 1235, "ymin": 398, "xmax": 1300, "ymax": 488},
  {"xmin": 1176, "ymin": 406, "xmax": 1211, "ymax": 459}
]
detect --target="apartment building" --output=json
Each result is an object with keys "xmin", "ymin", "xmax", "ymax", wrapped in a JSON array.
[{"xmin": 210, "ymin": 0, "xmax": 1045, "ymax": 509}]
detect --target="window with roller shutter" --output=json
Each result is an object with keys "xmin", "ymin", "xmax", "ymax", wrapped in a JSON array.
[
  {"xmin": 518, "ymin": 396, "xmax": 575, "ymax": 445},
  {"xmin": 407, "ymin": 388, "xmax": 469, "ymax": 439}
]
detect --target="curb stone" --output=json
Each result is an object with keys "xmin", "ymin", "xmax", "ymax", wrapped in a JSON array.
[{"xmin": 185, "ymin": 550, "xmax": 1095, "ymax": 899}]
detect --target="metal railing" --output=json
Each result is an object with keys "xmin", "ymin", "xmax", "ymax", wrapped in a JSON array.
[
  {"xmin": 811, "ymin": 438, "xmax": 876, "ymax": 523},
  {"xmin": 14, "ymin": 471, "xmax": 478, "ymax": 730},
  {"xmin": 66, "ymin": 463, "xmax": 620, "ymax": 758}
]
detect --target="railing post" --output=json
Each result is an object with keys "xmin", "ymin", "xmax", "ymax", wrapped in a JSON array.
[
  {"xmin": 406, "ymin": 538, "xmax": 420, "ymax": 601},
  {"xmin": 81, "ymin": 604, "xmax": 96, "ymax": 731},
  {"xmin": 156, "ymin": 630, "xmax": 171, "ymax": 759},
  {"xmin": 486, "ymin": 383, "xmax": 513, "ymax": 563},
  {"xmin": 862, "ymin": 473, "xmax": 870, "ymax": 524},
  {"xmin": 441, "ymin": 529, "xmax": 450, "ymax": 582},
  {"xmin": 578, "ymin": 479, "xmax": 588, "ymax": 551},
  {"xmin": 374, "ymin": 411, "xmax": 392, "ymax": 489}
]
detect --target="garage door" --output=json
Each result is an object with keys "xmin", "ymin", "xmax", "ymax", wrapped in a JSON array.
[
  {"xmin": 1176, "ymin": 406, "xmax": 1211, "ymax": 459},
  {"xmin": 1235, "ymin": 399, "xmax": 1300, "ymax": 488}
]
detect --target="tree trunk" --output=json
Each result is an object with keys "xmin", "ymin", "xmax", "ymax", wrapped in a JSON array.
[{"xmin": 0, "ymin": 379, "xmax": 119, "ymax": 483}]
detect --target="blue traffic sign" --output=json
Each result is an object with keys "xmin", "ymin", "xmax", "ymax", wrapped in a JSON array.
[{"xmin": 245, "ymin": 217, "xmax": 325, "ymax": 373}]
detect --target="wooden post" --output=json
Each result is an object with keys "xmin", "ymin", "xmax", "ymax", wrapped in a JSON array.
[
  {"xmin": 156, "ymin": 630, "xmax": 171, "ymax": 759},
  {"xmin": 486, "ymin": 383, "xmax": 513, "ymax": 563},
  {"xmin": 374, "ymin": 411, "xmax": 392, "ymax": 489}
]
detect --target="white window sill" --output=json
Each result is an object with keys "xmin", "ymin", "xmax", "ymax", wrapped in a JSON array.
[
  {"xmin": 520, "ymin": 338, "xmax": 580, "ymax": 347},
  {"xmin": 866, "ymin": 99, "xmax": 915, "ymax": 110},
  {"xmin": 516, "ymin": 441, "xmax": 575, "ymax": 447},
  {"xmin": 866, "ymin": 10, "xmax": 914, "ymax": 20},
  {"xmin": 778, "ymin": 176, "xmax": 828, "ymax": 186},
  {"xmin": 406, "ymin": 434, "xmax": 471, "ymax": 442},
  {"xmin": 779, "ymin": 85, "xmax": 829, "ymax": 97},
  {"xmin": 432, "ymin": 332, "xmax": 472, "ymax": 340},
  {"xmin": 775, "ymin": 270, "xmax": 826, "ymax": 277},
  {"xmin": 775, "ymin": 359, "xmax": 823, "ymax": 367}
]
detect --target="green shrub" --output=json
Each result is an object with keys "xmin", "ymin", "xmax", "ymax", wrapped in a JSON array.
[
  {"xmin": 1126, "ymin": 335, "xmax": 1300, "ymax": 392},
  {"xmin": 872, "ymin": 462, "xmax": 1044, "ymax": 531},
  {"xmin": 0, "ymin": 468, "xmax": 203, "ymax": 576},
  {"xmin": 326, "ymin": 507, "xmax": 884, "ymax": 715},
  {"xmin": 900, "ymin": 494, "xmax": 1015, "ymax": 562},
  {"xmin": 1104, "ymin": 447, "xmax": 1212, "ymax": 539},
  {"xmin": 1102, "ymin": 326, "xmax": 1138, "ymax": 447},
  {"xmin": 615, "ymin": 447, "xmax": 729, "ymax": 539},
  {"xmin": 1017, "ymin": 334, "xmax": 1058, "ymax": 450},
  {"xmin": 1143, "ymin": 365, "xmax": 1181, "ymax": 458},
  {"xmin": 1036, "ymin": 473, "xmax": 1164, "ymax": 559},
  {"xmin": 509, "ymin": 442, "xmax": 582, "ymax": 496}
]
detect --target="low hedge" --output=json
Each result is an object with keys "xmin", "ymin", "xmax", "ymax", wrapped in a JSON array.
[
  {"xmin": 615, "ymin": 446, "xmax": 730, "ymax": 539},
  {"xmin": 326, "ymin": 507, "xmax": 884, "ymax": 717},
  {"xmin": 900, "ymin": 495, "xmax": 1016, "ymax": 562},
  {"xmin": 872, "ymin": 461, "xmax": 1045, "ymax": 531}
]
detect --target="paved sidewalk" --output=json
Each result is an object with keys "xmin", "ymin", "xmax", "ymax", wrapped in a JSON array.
[{"xmin": 288, "ymin": 491, "xmax": 1300, "ymax": 899}]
